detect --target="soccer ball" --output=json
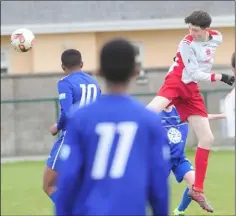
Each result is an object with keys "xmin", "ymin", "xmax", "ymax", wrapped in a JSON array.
[{"xmin": 11, "ymin": 28, "xmax": 35, "ymax": 53}]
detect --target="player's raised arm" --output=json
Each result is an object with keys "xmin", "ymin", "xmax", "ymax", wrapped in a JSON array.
[
  {"xmin": 55, "ymin": 115, "xmax": 83, "ymax": 215},
  {"xmin": 149, "ymin": 115, "xmax": 170, "ymax": 216},
  {"xmin": 56, "ymin": 79, "xmax": 73, "ymax": 131},
  {"xmin": 207, "ymin": 113, "xmax": 226, "ymax": 120}
]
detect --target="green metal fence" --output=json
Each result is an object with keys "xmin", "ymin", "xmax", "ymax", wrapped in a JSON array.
[
  {"xmin": 1, "ymin": 97, "xmax": 60, "ymax": 126},
  {"xmin": 0, "ymin": 89, "xmax": 230, "ymax": 116},
  {"xmin": 0, "ymin": 89, "xmax": 230, "ymax": 157}
]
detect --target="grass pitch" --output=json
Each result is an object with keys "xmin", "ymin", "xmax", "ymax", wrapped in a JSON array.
[{"xmin": 1, "ymin": 150, "xmax": 235, "ymax": 215}]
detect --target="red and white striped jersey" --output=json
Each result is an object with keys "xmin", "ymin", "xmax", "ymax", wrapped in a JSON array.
[{"xmin": 168, "ymin": 30, "xmax": 223, "ymax": 83}]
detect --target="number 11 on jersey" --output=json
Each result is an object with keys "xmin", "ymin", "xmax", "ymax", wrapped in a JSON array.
[{"xmin": 91, "ymin": 122, "xmax": 138, "ymax": 180}]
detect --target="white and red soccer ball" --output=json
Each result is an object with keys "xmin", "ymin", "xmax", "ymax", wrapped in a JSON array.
[{"xmin": 11, "ymin": 28, "xmax": 35, "ymax": 53}]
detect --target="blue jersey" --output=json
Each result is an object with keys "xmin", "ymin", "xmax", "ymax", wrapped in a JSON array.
[
  {"xmin": 158, "ymin": 106, "xmax": 188, "ymax": 159},
  {"xmin": 56, "ymin": 71, "xmax": 101, "ymax": 131},
  {"xmin": 55, "ymin": 95, "xmax": 169, "ymax": 216}
]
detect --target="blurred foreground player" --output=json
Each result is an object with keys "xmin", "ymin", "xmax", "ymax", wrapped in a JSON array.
[
  {"xmin": 43, "ymin": 49, "xmax": 101, "ymax": 203},
  {"xmin": 224, "ymin": 52, "xmax": 235, "ymax": 138},
  {"xmin": 147, "ymin": 11, "xmax": 235, "ymax": 212},
  {"xmin": 55, "ymin": 38, "xmax": 169, "ymax": 216}
]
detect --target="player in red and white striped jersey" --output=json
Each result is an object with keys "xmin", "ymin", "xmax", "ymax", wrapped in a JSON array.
[{"xmin": 147, "ymin": 11, "xmax": 235, "ymax": 213}]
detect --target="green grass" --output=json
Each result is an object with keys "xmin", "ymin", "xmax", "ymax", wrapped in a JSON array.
[{"xmin": 1, "ymin": 151, "xmax": 235, "ymax": 215}]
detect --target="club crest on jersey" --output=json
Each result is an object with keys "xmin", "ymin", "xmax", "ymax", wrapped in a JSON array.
[{"xmin": 167, "ymin": 127, "xmax": 182, "ymax": 144}]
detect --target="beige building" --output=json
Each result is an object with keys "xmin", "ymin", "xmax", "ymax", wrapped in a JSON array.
[
  {"xmin": 1, "ymin": 1, "xmax": 235, "ymax": 75},
  {"xmin": 1, "ymin": 27, "xmax": 234, "ymax": 75},
  {"xmin": 1, "ymin": 2, "xmax": 235, "ymax": 156}
]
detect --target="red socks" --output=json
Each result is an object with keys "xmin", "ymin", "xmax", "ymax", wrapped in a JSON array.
[{"xmin": 194, "ymin": 147, "xmax": 210, "ymax": 192}]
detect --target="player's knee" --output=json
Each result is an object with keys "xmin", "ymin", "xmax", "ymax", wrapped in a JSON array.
[
  {"xmin": 42, "ymin": 182, "xmax": 50, "ymax": 195},
  {"xmin": 184, "ymin": 170, "xmax": 195, "ymax": 187},
  {"xmin": 200, "ymin": 132, "xmax": 214, "ymax": 147},
  {"xmin": 43, "ymin": 181, "xmax": 55, "ymax": 196},
  {"xmin": 43, "ymin": 167, "xmax": 57, "ymax": 195},
  {"xmin": 206, "ymin": 132, "xmax": 214, "ymax": 145}
]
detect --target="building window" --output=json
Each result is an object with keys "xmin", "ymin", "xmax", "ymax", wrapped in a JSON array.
[
  {"xmin": 1, "ymin": 47, "xmax": 9, "ymax": 74},
  {"xmin": 132, "ymin": 42, "xmax": 148, "ymax": 84},
  {"xmin": 132, "ymin": 42, "xmax": 144, "ymax": 65}
]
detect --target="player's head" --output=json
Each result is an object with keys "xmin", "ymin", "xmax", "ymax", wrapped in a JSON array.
[
  {"xmin": 185, "ymin": 10, "xmax": 212, "ymax": 41},
  {"xmin": 231, "ymin": 52, "xmax": 235, "ymax": 75},
  {"xmin": 98, "ymin": 38, "xmax": 138, "ymax": 86},
  {"xmin": 61, "ymin": 49, "xmax": 83, "ymax": 73}
]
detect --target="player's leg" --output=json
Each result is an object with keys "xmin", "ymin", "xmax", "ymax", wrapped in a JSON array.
[
  {"xmin": 43, "ymin": 135, "xmax": 64, "ymax": 203},
  {"xmin": 188, "ymin": 115, "xmax": 214, "ymax": 189},
  {"xmin": 172, "ymin": 157, "xmax": 194, "ymax": 215},
  {"xmin": 43, "ymin": 167, "xmax": 57, "ymax": 200},
  {"xmin": 173, "ymin": 159, "xmax": 194, "ymax": 215},
  {"xmin": 187, "ymin": 116, "xmax": 214, "ymax": 210},
  {"xmin": 146, "ymin": 75, "xmax": 180, "ymax": 112},
  {"xmin": 146, "ymin": 96, "xmax": 171, "ymax": 112},
  {"xmin": 175, "ymin": 93, "xmax": 214, "ymax": 212}
]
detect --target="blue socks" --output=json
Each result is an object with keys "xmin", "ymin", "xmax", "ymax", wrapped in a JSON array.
[{"xmin": 178, "ymin": 188, "xmax": 192, "ymax": 211}]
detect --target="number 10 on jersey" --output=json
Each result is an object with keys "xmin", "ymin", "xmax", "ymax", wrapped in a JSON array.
[{"xmin": 80, "ymin": 84, "xmax": 98, "ymax": 107}]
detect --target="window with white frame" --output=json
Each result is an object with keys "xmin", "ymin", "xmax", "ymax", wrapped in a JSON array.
[
  {"xmin": 132, "ymin": 42, "xmax": 145, "ymax": 74},
  {"xmin": 1, "ymin": 47, "xmax": 9, "ymax": 74},
  {"xmin": 132, "ymin": 42, "xmax": 148, "ymax": 84},
  {"xmin": 132, "ymin": 42, "xmax": 144, "ymax": 64}
]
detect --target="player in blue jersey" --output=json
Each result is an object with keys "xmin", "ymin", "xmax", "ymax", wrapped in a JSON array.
[
  {"xmin": 159, "ymin": 105, "xmax": 192, "ymax": 216},
  {"xmin": 55, "ymin": 38, "xmax": 169, "ymax": 216},
  {"xmin": 43, "ymin": 49, "xmax": 101, "ymax": 203},
  {"xmin": 160, "ymin": 105, "xmax": 226, "ymax": 216}
]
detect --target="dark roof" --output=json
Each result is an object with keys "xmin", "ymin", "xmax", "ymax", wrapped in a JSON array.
[{"xmin": 1, "ymin": 1, "xmax": 234, "ymax": 26}]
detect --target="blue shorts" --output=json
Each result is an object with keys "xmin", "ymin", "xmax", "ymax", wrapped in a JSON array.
[
  {"xmin": 46, "ymin": 133, "xmax": 65, "ymax": 172},
  {"xmin": 168, "ymin": 156, "xmax": 194, "ymax": 183}
]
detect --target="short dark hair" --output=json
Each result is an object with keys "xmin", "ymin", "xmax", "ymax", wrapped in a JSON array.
[
  {"xmin": 99, "ymin": 38, "xmax": 136, "ymax": 83},
  {"xmin": 185, "ymin": 10, "xmax": 212, "ymax": 29},
  {"xmin": 61, "ymin": 49, "xmax": 82, "ymax": 69},
  {"xmin": 231, "ymin": 52, "xmax": 235, "ymax": 68}
]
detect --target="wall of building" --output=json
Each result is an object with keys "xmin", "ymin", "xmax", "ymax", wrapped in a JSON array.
[
  {"xmin": 96, "ymin": 27, "xmax": 234, "ymax": 68},
  {"xmin": 1, "ymin": 27, "xmax": 234, "ymax": 75},
  {"xmin": 1, "ymin": 68, "xmax": 233, "ymax": 157},
  {"xmin": 1, "ymin": 33, "xmax": 98, "ymax": 74}
]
